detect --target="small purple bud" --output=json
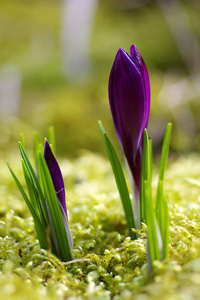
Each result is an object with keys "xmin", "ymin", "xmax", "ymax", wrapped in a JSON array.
[
  {"xmin": 44, "ymin": 140, "xmax": 68, "ymax": 218},
  {"xmin": 109, "ymin": 45, "xmax": 150, "ymax": 192}
]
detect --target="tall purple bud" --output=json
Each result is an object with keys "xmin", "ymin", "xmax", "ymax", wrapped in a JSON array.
[
  {"xmin": 44, "ymin": 140, "xmax": 73, "ymax": 251},
  {"xmin": 109, "ymin": 45, "xmax": 150, "ymax": 194},
  {"xmin": 44, "ymin": 141, "xmax": 68, "ymax": 218}
]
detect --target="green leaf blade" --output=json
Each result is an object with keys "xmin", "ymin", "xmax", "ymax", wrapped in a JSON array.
[
  {"xmin": 18, "ymin": 142, "xmax": 49, "ymax": 226},
  {"xmin": 144, "ymin": 181, "xmax": 160, "ymax": 263},
  {"xmin": 140, "ymin": 129, "xmax": 149, "ymax": 223},
  {"xmin": 48, "ymin": 126, "xmax": 56, "ymax": 156},
  {"xmin": 7, "ymin": 162, "xmax": 48, "ymax": 250},
  {"xmin": 155, "ymin": 123, "xmax": 171, "ymax": 260},
  {"xmin": 38, "ymin": 153, "xmax": 72, "ymax": 262},
  {"xmin": 99, "ymin": 121, "xmax": 136, "ymax": 240},
  {"xmin": 159, "ymin": 123, "xmax": 172, "ymax": 181}
]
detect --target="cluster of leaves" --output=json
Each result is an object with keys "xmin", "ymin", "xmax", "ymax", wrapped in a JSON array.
[
  {"xmin": 99, "ymin": 122, "xmax": 172, "ymax": 268},
  {"xmin": 7, "ymin": 128, "xmax": 72, "ymax": 262}
]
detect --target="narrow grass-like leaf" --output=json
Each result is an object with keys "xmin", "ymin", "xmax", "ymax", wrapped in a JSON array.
[
  {"xmin": 18, "ymin": 142, "xmax": 49, "ymax": 227},
  {"xmin": 99, "ymin": 121, "xmax": 136, "ymax": 240},
  {"xmin": 148, "ymin": 139, "xmax": 153, "ymax": 187},
  {"xmin": 142, "ymin": 130, "xmax": 161, "ymax": 267},
  {"xmin": 161, "ymin": 197, "xmax": 169, "ymax": 259},
  {"xmin": 140, "ymin": 130, "xmax": 148, "ymax": 223},
  {"xmin": 156, "ymin": 180, "xmax": 163, "ymax": 231},
  {"xmin": 38, "ymin": 152, "xmax": 72, "ymax": 261},
  {"xmin": 20, "ymin": 133, "xmax": 26, "ymax": 152},
  {"xmin": 144, "ymin": 181, "xmax": 160, "ymax": 262},
  {"xmin": 48, "ymin": 126, "xmax": 56, "ymax": 156},
  {"xmin": 34, "ymin": 132, "xmax": 40, "ymax": 168},
  {"xmin": 155, "ymin": 123, "xmax": 171, "ymax": 259},
  {"xmin": 156, "ymin": 180, "xmax": 169, "ymax": 259},
  {"xmin": 21, "ymin": 160, "xmax": 40, "ymax": 217},
  {"xmin": 7, "ymin": 162, "xmax": 48, "ymax": 250},
  {"xmin": 155, "ymin": 124, "xmax": 171, "ymax": 213},
  {"xmin": 59, "ymin": 202, "xmax": 74, "ymax": 253},
  {"xmin": 158, "ymin": 123, "xmax": 172, "ymax": 181}
]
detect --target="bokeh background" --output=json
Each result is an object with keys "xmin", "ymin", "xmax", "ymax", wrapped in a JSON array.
[{"xmin": 0, "ymin": 0, "xmax": 200, "ymax": 158}]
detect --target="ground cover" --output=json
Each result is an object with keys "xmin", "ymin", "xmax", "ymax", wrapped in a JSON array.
[{"xmin": 1, "ymin": 151, "xmax": 200, "ymax": 299}]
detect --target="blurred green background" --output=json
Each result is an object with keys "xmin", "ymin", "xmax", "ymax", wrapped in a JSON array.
[{"xmin": 0, "ymin": 0, "xmax": 200, "ymax": 157}]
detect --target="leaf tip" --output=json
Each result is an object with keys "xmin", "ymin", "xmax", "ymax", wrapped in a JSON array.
[{"xmin": 98, "ymin": 120, "xmax": 106, "ymax": 135}]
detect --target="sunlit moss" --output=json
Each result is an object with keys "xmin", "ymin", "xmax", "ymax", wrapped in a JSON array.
[{"xmin": 1, "ymin": 152, "xmax": 200, "ymax": 299}]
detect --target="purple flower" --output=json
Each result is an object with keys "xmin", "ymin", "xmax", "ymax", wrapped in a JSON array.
[
  {"xmin": 44, "ymin": 140, "xmax": 73, "ymax": 251},
  {"xmin": 44, "ymin": 140, "xmax": 68, "ymax": 218},
  {"xmin": 109, "ymin": 45, "xmax": 150, "ymax": 193}
]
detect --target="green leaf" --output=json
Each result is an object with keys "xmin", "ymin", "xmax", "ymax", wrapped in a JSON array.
[
  {"xmin": 98, "ymin": 121, "xmax": 136, "ymax": 240},
  {"xmin": 59, "ymin": 201, "xmax": 74, "ymax": 253},
  {"xmin": 18, "ymin": 142, "xmax": 49, "ymax": 227},
  {"xmin": 156, "ymin": 180, "xmax": 169, "ymax": 259},
  {"xmin": 158, "ymin": 123, "xmax": 172, "ymax": 181},
  {"xmin": 155, "ymin": 123, "xmax": 171, "ymax": 259},
  {"xmin": 144, "ymin": 181, "xmax": 160, "ymax": 262},
  {"xmin": 141, "ymin": 130, "xmax": 162, "ymax": 267},
  {"xmin": 33, "ymin": 132, "xmax": 40, "ymax": 168},
  {"xmin": 7, "ymin": 162, "xmax": 48, "ymax": 250},
  {"xmin": 48, "ymin": 126, "xmax": 56, "ymax": 156},
  {"xmin": 140, "ymin": 129, "xmax": 149, "ymax": 223},
  {"xmin": 38, "ymin": 152, "xmax": 72, "ymax": 261},
  {"xmin": 161, "ymin": 197, "xmax": 169, "ymax": 259},
  {"xmin": 20, "ymin": 133, "xmax": 26, "ymax": 152},
  {"xmin": 148, "ymin": 139, "xmax": 153, "ymax": 186},
  {"xmin": 22, "ymin": 160, "xmax": 39, "ymax": 214}
]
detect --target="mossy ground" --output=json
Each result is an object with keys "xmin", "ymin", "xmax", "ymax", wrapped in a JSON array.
[{"xmin": 1, "ymin": 151, "xmax": 200, "ymax": 299}]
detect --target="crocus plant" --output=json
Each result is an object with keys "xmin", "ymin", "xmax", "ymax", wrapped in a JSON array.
[
  {"xmin": 99, "ymin": 44, "xmax": 171, "ymax": 269},
  {"xmin": 108, "ymin": 45, "xmax": 150, "ymax": 229},
  {"xmin": 8, "ymin": 129, "xmax": 73, "ymax": 262}
]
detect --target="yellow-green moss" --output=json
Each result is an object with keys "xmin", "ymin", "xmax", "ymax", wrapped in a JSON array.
[{"xmin": 1, "ymin": 152, "xmax": 200, "ymax": 299}]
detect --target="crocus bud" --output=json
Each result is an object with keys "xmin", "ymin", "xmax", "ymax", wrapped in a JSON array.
[
  {"xmin": 44, "ymin": 140, "xmax": 68, "ymax": 218},
  {"xmin": 108, "ymin": 45, "xmax": 150, "ymax": 193},
  {"xmin": 44, "ymin": 140, "xmax": 73, "ymax": 251}
]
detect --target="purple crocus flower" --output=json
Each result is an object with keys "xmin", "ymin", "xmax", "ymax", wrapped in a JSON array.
[
  {"xmin": 44, "ymin": 140, "xmax": 73, "ymax": 250},
  {"xmin": 44, "ymin": 140, "xmax": 68, "ymax": 218},
  {"xmin": 109, "ymin": 45, "xmax": 150, "ymax": 193}
]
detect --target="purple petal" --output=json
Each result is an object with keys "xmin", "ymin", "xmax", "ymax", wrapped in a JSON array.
[
  {"xmin": 130, "ymin": 45, "xmax": 150, "ymax": 129},
  {"xmin": 44, "ymin": 141, "xmax": 68, "ymax": 218},
  {"xmin": 109, "ymin": 45, "xmax": 150, "ymax": 192}
]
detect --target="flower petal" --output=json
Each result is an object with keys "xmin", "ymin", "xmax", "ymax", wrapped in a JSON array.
[
  {"xmin": 130, "ymin": 45, "xmax": 150, "ymax": 129},
  {"xmin": 109, "ymin": 45, "xmax": 150, "ymax": 192},
  {"xmin": 44, "ymin": 140, "xmax": 68, "ymax": 218},
  {"xmin": 109, "ymin": 48, "xmax": 145, "ymax": 176}
]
